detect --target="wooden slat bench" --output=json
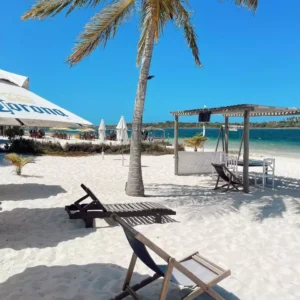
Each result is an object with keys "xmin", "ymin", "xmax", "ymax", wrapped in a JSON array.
[{"xmin": 65, "ymin": 184, "xmax": 176, "ymax": 228}]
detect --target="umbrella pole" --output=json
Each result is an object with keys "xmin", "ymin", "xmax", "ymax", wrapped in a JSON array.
[{"xmin": 121, "ymin": 139, "xmax": 124, "ymax": 166}]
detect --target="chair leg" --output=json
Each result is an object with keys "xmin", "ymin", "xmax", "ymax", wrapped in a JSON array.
[
  {"xmin": 206, "ymin": 288, "xmax": 225, "ymax": 300},
  {"xmin": 182, "ymin": 287, "xmax": 204, "ymax": 300},
  {"xmin": 159, "ymin": 258, "xmax": 174, "ymax": 300},
  {"xmin": 84, "ymin": 218, "xmax": 94, "ymax": 228},
  {"xmin": 233, "ymin": 184, "xmax": 239, "ymax": 191},
  {"xmin": 227, "ymin": 176, "xmax": 232, "ymax": 192},
  {"xmin": 155, "ymin": 213, "xmax": 162, "ymax": 224},
  {"xmin": 112, "ymin": 273, "xmax": 161, "ymax": 300},
  {"xmin": 126, "ymin": 286, "xmax": 140, "ymax": 300},
  {"xmin": 122, "ymin": 253, "xmax": 137, "ymax": 291},
  {"xmin": 214, "ymin": 176, "xmax": 220, "ymax": 190}
]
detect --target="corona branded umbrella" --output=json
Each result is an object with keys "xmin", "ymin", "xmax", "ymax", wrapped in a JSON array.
[{"xmin": 0, "ymin": 69, "xmax": 92, "ymax": 127}]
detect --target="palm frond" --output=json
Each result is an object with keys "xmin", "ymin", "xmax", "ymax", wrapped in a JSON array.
[
  {"xmin": 137, "ymin": 0, "xmax": 175, "ymax": 65},
  {"xmin": 234, "ymin": 0, "xmax": 258, "ymax": 11},
  {"xmin": 22, "ymin": 0, "xmax": 103, "ymax": 20},
  {"xmin": 67, "ymin": 0, "xmax": 135, "ymax": 66},
  {"xmin": 5, "ymin": 153, "xmax": 21, "ymax": 165},
  {"xmin": 20, "ymin": 157, "xmax": 35, "ymax": 167},
  {"xmin": 172, "ymin": 0, "xmax": 201, "ymax": 66}
]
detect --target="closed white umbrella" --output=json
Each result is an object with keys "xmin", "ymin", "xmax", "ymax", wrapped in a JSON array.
[
  {"xmin": 99, "ymin": 119, "xmax": 106, "ymax": 143},
  {"xmin": 0, "ymin": 70, "xmax": 91, "ymax": 127},
  {"xmin": 116, "ymin": 115, "xmax": 128, "ymax": 143}
]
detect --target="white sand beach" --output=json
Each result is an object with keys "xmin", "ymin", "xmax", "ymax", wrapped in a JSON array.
[{"xmin": 0, "ymin": 152, "xmax": 300, "ymax": 300}]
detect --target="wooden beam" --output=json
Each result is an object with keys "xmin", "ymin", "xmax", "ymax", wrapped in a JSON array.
[
  {"xmin": 243, "ymin": 110, "xmax": 250, "ymax": 193},
  {"xmin": 224, "ymin": 116, "xmax": 229, "ymax": 154},
  {"xmin": 174, "ymin": 115, "xmax": 179, "ymax": 175}
]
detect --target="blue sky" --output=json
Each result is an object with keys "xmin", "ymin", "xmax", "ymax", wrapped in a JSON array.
[{"xmin": 1, "ymin": 1, "xmax": 300, "ymax": 125}]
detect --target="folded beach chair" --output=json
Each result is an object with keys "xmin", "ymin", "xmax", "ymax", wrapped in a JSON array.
[
  {"xmin": 65, "ymin": 184, "xmax": 176, "ymax": 228},
  {"xmin": 212, "ymin": 163, "xmax": 243, "ymax": 192},
  {"xmin": 111, "ymin": 214, "xmax": 231, "ymax": 300}
]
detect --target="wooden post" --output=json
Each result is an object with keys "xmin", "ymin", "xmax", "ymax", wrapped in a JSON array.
[
  {"xmin": 224, "ymin": 116, "xmax": 229, "ymax": 154},
  {"xmin": 238, "ymin": 130, "xmax": 244, "ymax": 161},
  {"xmin": 174, "ymin": 115, "xmax": 179, "ymax": 175},
  {"xmin": 215, "ymin": 127, "xmax": 222, "ymax": 152},
  {"xmin": 243, "ymin": 110, "xmax": 250, "ymax": 193}
]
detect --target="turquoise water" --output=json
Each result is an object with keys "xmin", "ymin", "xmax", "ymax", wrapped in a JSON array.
[{"xmin": 163, "ymin": 128, "xmax": 300, "ymax": 158}]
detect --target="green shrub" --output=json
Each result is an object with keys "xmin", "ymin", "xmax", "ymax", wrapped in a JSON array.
[
  {"xmin": 7, "ymin": 140, "xmax": 184, "ymax": 156},
  {"xmin": 5, "ymin": 127, "xmax": 24, "ymax": 141},
  {"xmin": 9, "ymin": 139, "xmax": 63, "ymax": 154}
]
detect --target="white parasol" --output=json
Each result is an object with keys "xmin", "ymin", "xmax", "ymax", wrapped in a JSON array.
[
  {"xmin": 0, "ymin": 69, "xmax": 91, "ymax": 127},
  {"xmin": 99, "ymin": 119, "xmax": 106, "ymax": 143},
  {"xmin": 116, "ymin": 115, "xmax": 128, "ymax": 143}
]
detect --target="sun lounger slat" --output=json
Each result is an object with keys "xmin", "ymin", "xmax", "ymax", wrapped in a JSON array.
[
  {"xmin": 119, "ymin": 204, "xmax": 131, "ymax": 211},
  {"xmin": 141, "ymin": 202, "xmax": 154, "ymax": 210},
  {"xmin": 120, "ymin": 204, "xmax": 132, "ymax": 211},
  {"xmin": 110, "ymin": 204, "xmax": 120, "ymax": 212},
  {"xmin": 149, "ymin": 202, "xmax": 163, "ymax": 210},
  {"xmin": 65, "ymin": 184, "xmax": 176, "ymax": 228},
  {"xmin": 113, "ymin": 204, "xmax": 125, "ymax": 212},
  {"xmin": 138, "ymin": 203, "xmax": 152, "ymax": 211},
  {"xmin": 144, "ymin": 202, "xmax": 155, "ymax": 209},
  {"xmin": 130, "ymin": 203, "xmax": 143, "ymax": 211}
]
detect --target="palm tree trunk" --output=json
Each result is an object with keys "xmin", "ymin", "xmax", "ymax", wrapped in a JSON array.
[{"xmin": 126, "ymin": 30, "xmax": 155, "ymax": 196}]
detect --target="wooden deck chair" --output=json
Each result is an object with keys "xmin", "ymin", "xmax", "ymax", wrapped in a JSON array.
[
  {"xmin": 65, "ymin": 184, "xmax": 176, "ymax": 228},
  {"xmin": 212, "ymin": 163, "xmax": 243, "ymax": 192},
  {"xmin": 111, "ymin": 214, "xmax": 231, "ymax": 300}
]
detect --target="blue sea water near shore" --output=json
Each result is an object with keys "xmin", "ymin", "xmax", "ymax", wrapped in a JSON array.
[{"xmin": 147, "ymin": 128, "xmax": 299, "ymax": 158}]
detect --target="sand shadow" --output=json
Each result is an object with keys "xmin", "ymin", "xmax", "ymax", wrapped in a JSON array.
[
  {"xmin": 0, "ymin": 263, "xmax": 238, "ymax": 300},
  {"xmin": 275, "ymin": 175, "xmax": 300, "ymax": 191},
  {"xmin": 0, "ymin": 184, "xmax": 66, "ymax": 201},
  {"xmin": 146, "ymin": 180, "xmax": 300, "ymax": 223},
  {"xmin": 0, "ymin": 207, "xmax": 94, "ymax": 250}
]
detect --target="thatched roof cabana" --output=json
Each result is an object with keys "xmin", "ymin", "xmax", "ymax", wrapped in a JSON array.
[{"xmin": 171, "ymin": 104, "xmax": 300, "ymax": 193}]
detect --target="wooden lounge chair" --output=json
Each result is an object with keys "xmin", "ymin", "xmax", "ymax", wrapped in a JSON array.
[
  {"xmin": 65, "ymin": 184, "xmax": 176, "ymax": 228},
  {"xmin": 212, "ymin": 163, "xmax": 243, "ymax": 191},
  {"xmin": 110, "ymin": 214, "xmax": 231, "ymax": 300}
]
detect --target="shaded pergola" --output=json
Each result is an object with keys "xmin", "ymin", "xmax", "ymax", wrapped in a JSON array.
[{"xmin": 171, "ymin": 104, "xmax": 300, "ymax": 193}]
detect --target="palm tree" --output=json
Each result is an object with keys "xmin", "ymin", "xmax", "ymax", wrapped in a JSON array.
[
  {"xmin": 5, "ymin": 153, "xmax": 34, "ymax": 175},
  {"xmin": 184, "ymin": 133, "xmax": 208, "ymax": 152},
  {"xmin": 22, "ymin": 0, "xmax": 258, "ymax": 196}
]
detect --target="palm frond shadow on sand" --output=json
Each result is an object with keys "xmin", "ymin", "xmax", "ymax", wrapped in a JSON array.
[
  {"xmin": 146, "ymin": 175, "xmax": 300, "ymax": 222},
  {"xmin": 0, "ymin": 263, "xmax": 240, "ymax": 300}
]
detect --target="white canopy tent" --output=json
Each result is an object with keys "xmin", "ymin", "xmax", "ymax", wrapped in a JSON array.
[
  {"xmin": 116, "ymin": 115, "xmax": 129, "ymax": 143},
  {"xmin": 0, "ymin": 70, "xmax": 91, "ymax": 127},
  {"xmin": 98, "ymin": 119, "xmax": 106, "ymax": 143}
]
